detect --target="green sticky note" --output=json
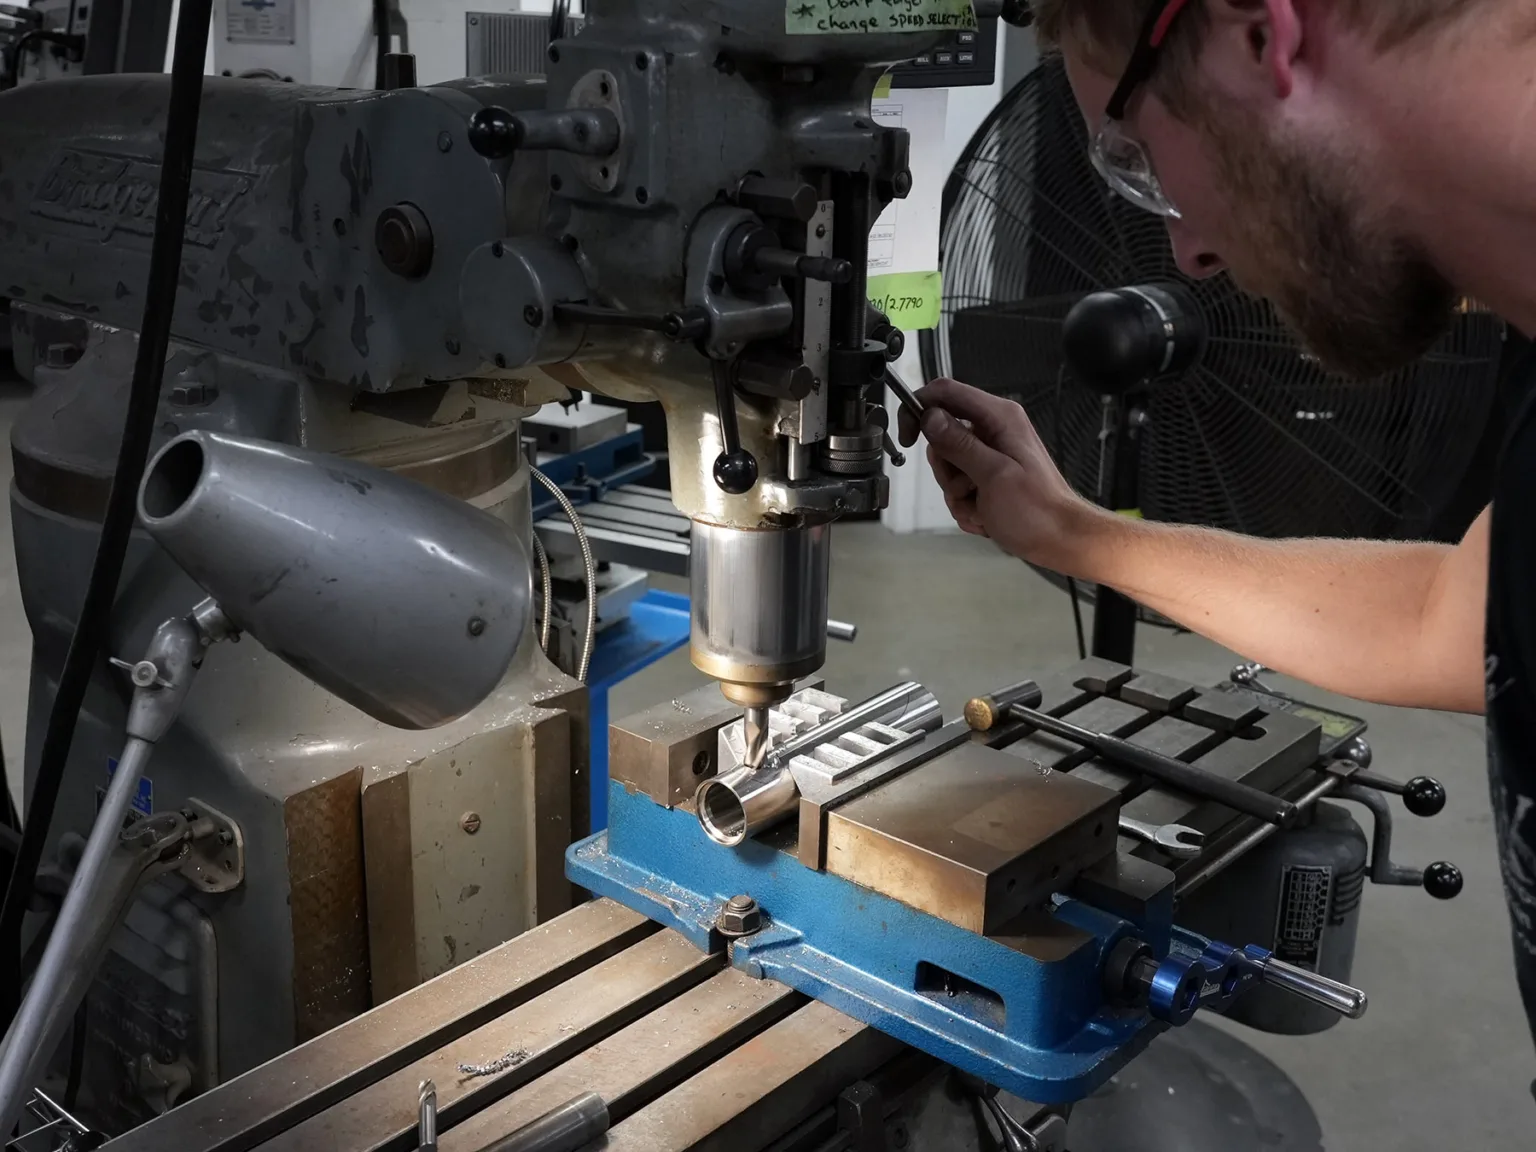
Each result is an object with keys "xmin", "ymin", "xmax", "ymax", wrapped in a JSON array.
[
  {"xmin": 874, "ymin": 74, "xmax": 893, "ymax": 99},
  {"xmin": 868, "ymin": 271, "xmax": 942, "ymax": 331},
  {"xmin": 787, "ymin": 0, "xmax": 977, "ymax": 37}
]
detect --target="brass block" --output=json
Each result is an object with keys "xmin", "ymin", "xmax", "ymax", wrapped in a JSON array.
[
  {"xmin": 608, "ymin": 684, "xmax": 740, "ymax": 808},
  {"xmin": 824, "ymin": 742, "xmax": 1120, "ymax": 934}
]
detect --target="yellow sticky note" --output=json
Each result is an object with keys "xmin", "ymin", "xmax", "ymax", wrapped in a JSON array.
[
  {"xmin": 874, "ymin": 74, "xmax": 893, "ymax": 99},
  {"xmin": 868, "ymin": 271, "xmax": 942, "ymax": 331}
]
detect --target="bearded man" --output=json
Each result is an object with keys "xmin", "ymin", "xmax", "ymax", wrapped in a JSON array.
[{"xmin": 899, "ymin": 0, "xmax": 1536, "ymax": 1058}]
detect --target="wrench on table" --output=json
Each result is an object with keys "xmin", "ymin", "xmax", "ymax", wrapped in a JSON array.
[{"xmin": 1118, "ymin": 815, "xmax": 1206, "ymax": 859}]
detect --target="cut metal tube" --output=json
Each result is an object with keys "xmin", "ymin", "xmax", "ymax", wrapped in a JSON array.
[
  {"xmin": 474, "ymin": 1091, "xmax": 609, "ymax": 1152},
  {"xmin": 826, "ymin": 619, "xmax": 858, "ymax": 642},
  {"xmin": 696, "ymin": 682, "xmax": 941, "ymax": 847}
]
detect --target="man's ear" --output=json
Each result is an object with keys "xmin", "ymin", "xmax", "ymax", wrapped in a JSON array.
[{"xmin": 1205, "ymin": 0, "xmax": 1303, "ymax": 100}]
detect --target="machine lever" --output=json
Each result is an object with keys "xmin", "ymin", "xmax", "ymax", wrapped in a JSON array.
[
  {"xmin": 467, "ymin": 106, "xmax": 620, "ymax": 159},
  {"xmin": 1245, "ymin": 948, "xmax": 1368, "ymax": 1020},
  {"xmin": 1346, "ymin": 767, "xmax": 1447, "ymax": 817},
  {"xmin": 709, "ymin": 360, "xmax": 758, "ymax": 495},
  {"xmin": 883, "ymin": 368, "xmax": 926, "ymax": 427},
  {"xmin": 826, "ymin": 619, "xmax": 858, "ymax": 642},
  {"xmin": 965, "ymin": 682, "xmax": 1298, "ymax": 826},
  {"xmin": 552, "ymin": 302, "xmax": 709, "ymax": 342}
]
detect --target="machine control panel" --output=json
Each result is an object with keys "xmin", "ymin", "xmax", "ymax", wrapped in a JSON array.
[{"xmin": 890, "ymin": 16, "xmax": 998, "ymax": 88}]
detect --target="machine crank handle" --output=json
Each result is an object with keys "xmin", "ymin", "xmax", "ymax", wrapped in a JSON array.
[
  {"xmin": 1129, "ymin": 936, "xmax": 1368, "ymax": 1025},
  {"xmin": 1343, "ymin": 766, "xmax": 1447, "ymax": 817},
  {"xmin": 709, "ymin": 360, "xmax": 758, "ymax": 495},
  {"xmin": 1337, "ymin": 784, "xmax": 1464, "ymax": 900}
]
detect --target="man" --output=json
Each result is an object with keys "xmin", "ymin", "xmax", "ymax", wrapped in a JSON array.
[{"xmin": 898, "ymin": 0, "xmax": 1536, "ymax": 1052}]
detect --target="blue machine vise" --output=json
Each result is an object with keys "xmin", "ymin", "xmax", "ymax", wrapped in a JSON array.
[{"xmin": 568, "ymin": 679, "xmax": 1364, "ymax": 1104}]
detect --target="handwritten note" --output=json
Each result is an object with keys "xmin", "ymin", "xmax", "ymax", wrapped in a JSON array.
[
  {"xmin": 786, "ymin": 0, "xmax": 977, "ymax": 37},
  {"xmin": 868, "ymin": 271, "xmax": 942, "ymax": 331}
]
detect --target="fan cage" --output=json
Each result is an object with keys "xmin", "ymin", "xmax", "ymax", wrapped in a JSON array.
[{"xmin": 920, "ymin": 53, "xmax": 1504, "ymax": 552}]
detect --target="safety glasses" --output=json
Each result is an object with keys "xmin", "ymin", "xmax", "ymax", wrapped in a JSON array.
[{"xmin": 1088, "ymin": 0, "xmax": 1195, "ymax": 219}]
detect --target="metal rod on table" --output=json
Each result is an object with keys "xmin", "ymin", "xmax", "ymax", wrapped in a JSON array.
[
  {"xmin": 475, "ymin": 1092, "xmax": 609, "ymax": 1152},
  {"xmin": 1176, "ymin": 774, "xmax": 1339, "ymax": 897},
  {"xmin": 1002, "ymin": 703, "xmax": 1298, "ymax": 826}
]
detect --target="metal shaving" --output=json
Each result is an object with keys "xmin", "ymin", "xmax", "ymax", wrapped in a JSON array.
[{"xmin": 457, "ymin": 1048, "xmax": 529, "ymax": 1078}]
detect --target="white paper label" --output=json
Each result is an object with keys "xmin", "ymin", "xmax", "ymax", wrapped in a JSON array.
[{"xmin": 225, "ymin": 0, "xmax": 297, "ymax": 45}]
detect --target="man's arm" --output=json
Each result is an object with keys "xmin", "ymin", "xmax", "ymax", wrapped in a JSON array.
[
  {"xmin": 899, "ymin": 378, "xmax": 1488, "ymax": 715},
  {"xmin": 1072, "ymin": 505, "xmax": 1488, "ymax": 713}
]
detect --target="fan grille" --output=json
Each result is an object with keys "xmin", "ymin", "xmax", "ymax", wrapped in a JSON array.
[{"xmin": 926, "ymin": 54, "xmax": 1503, "ymax": 543}]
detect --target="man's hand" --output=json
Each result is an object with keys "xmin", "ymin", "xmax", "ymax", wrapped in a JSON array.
[{"xmin": 896, "ymin": 378, "xmax": 1096, "ymax": 571}]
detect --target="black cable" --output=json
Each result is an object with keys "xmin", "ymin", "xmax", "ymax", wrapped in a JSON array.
[
  {"xmin": 1052, "ymin": 366, "xmax": 1088, "ymax": 660},
  {"xmin": 0, "ymin": 0, "xmax": 214, "ymax": 1025},
  {"xmin": 371, "ymin": 0, "xmax": 390, "ymax": 87},
  {"xmin": 64, "ymin": 1001, "xmax": 86, "ymax": 1109}
]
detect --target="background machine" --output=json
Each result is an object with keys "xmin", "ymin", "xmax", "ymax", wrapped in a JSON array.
[{"xmin": 0, "ymin": 1, "xmax": 1466, "ymax": 1148}]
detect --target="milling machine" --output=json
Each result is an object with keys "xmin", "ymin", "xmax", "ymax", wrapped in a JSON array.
[{"xmin": 0, "ymin": 1, "xmax": 1466, "ymax": 1148}]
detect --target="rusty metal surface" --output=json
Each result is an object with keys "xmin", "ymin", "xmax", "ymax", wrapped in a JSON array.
[
  {"xmin": 103, "ymin": 900, "xmax": 656, "ymax": 1152},
  {"xmin": 609, "ymin": 684, "xmax": 739, "ymax": 808},
  {"xmin": 263, "ymin": 931, "xmax": 721, "ymax": 1152},
  {"xmin": 441, "ymin": 969, "xmax": 804, "ymax": 1151},
  {"xmin": 285, "ymin": 767, "xmax": 372, "ymax": 1043},
  {"xmin": 604, "ymin": 1001, "xmax": 902, "ymax": 1152},
  {"xmin": 362, "ymin": 769, "xmax": 419, "ymax": 1005},
  {"xmin": 824, "ymin": 742, "xmax": 1121, "ymax": 933},
  {"xmin": 795, "ymin": 722, "xmax": 972, "ymax": 870}
]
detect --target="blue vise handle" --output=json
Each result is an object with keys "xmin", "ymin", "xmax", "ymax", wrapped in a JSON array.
[{"xmin": 1112, "ymin": 932, "xmax": 1369, "ymax": 1027}]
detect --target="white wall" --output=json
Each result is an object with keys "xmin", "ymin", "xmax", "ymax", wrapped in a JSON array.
[{"xmin": 883, "ymin": 27, "xmax": 1015, "ymax": 535}]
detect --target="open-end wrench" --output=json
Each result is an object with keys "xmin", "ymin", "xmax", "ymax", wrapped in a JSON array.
[{"xmin": 1117, "ymin": 815, "xmax": 1206, "ymax": 859}]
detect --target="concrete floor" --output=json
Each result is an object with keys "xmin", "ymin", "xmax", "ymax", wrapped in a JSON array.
[{"xmin": 0, "ymin": 366, "xmax": 1524, "ymax": 1148}]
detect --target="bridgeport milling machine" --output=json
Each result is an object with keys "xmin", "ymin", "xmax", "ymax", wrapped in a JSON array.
[{"xmin": 0, "ymin": 0, "xmax": 1468, "ymax": 1147}]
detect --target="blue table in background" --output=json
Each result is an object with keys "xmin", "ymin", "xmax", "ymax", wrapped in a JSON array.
[{"xmin": 582, "ymin": 589, "xmax": 691, "ymax": 830}]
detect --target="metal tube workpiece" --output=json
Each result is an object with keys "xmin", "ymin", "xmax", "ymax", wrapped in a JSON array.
[{"xmin": 696, "ymin": 681, "xmax": 941, "ymax": 847}]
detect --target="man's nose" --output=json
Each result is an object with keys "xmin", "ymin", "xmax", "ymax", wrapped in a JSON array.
[{"xmin": 1167, "ymin": 225, "xmax": 1226, "ymax": 280}]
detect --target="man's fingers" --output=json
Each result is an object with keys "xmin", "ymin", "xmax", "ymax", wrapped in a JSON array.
[
  {"xmin": 922, "ymin": 406, "xmax": 1010, "ymax": 483},
  {"xmin": 916, "ymin": 378, "xmax": 1024, "ymax": 442}
]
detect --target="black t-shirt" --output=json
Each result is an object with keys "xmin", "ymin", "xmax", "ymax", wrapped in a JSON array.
[{"xmin": 1485, "ymin": 385, "xmax": 1536, "ymax": 1041}]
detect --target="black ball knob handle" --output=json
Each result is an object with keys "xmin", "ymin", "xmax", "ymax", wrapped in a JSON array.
[
  {"xmin": 468, "ymin": 106, "xmax": 521, "ymax": 159},
  {"xmin": 1403, "ymin": 776, "xmax": 1447, "ymax": 818},
  {"xmin": 1423, "ymin": 861, "xmax": 1463, "ymax": 900},
  {"xmin": 713, "ymin": 449, "xmax": 758, "ymax": 495}
]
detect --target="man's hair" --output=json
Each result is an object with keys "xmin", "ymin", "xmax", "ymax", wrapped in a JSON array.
[{"xmin": 1032, "ymin": 0, "xmax": 1484, "ymax": 103}]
